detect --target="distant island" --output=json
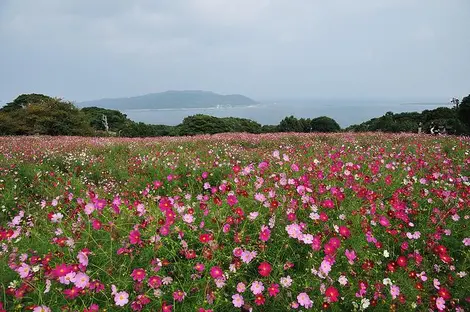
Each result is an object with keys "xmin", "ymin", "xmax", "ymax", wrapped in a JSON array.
[{"xmin": 77, "ymin": 90, "xmax": 257, "ymax": 110}]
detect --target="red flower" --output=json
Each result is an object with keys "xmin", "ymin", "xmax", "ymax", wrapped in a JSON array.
[
  {"xmin": 63, "ymin": 286, "xmax": 81, "ymax": 299},
  {"xmin": 131, "ymin": 268, "xmax": 146, "ymax": 282},
  {"xmin": 148, "ymin": 276, "xmax": 162, "ymax": 289},
  {"xmin": 161, "ymin": 302, "xmax": 173, "ymax": 312},
  {"xmin": 396, "ymin": 256, "xmax": 407, "ymax": 267},
  {"xmin": 324, "ymin": 244, "xmax": 336, "ymax": 255},
  {"xmin": 438, "ymin": 288, "xmax": 451, "ymax": 301},
  {"xmin": 338, "ymin": 226, "xmax": 351, "ymax": 238},
  {"xmin": 199, "ymin": 233, "xmax": 213, "ymax": 243},
  {"xmin": 51, "ymin": 263, "xmax": 71, "ymax": 278},
  {"xmin": 328, "ymin": 237, "xmax": 341, "ymax": 249},
  {"xmin": 325, "ymin": 286, "xmax": 339, "ymax": 302},
  {"xmin": 439, "ymin": 253, "xmax": 452, "ymax": 264},
  {"xmin": 258, "ymin": 262, "xmax": 272, "ymax": 277},
  {"xmin": 254, "ymin": 294, "xmax": 266, "ymax": 305}
]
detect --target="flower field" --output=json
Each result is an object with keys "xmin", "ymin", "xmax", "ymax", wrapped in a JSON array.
[{"xmin": 0, "ymin": 133, "xmax": 469, "ymax": 311}]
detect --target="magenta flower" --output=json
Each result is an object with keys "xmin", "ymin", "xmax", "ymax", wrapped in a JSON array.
[
  {"xmin": 129, "ymin": 229, "xmax": 141, "ymax": 244},
  {"xmin": 148, "ymin": 276, "xmax": 162, "ymax": 289},
  {"xmin": 227, "ymin": 194, "xmax": 238, "ymax": 206},
  {"xmin": 173, "ymin": 290, "xmax": 186, "ymax": 302},
  {"xmin": 131, "ymin": 268, "xmax": 146, "ymax": 282},
  {"xmin": 345, "ymin": 249, "xmax": 357, "ymax": 264},
  {"xmin": 210, "ymin": 266, "xmax": 223, "ymax": 279},
  {"xmin": 259, "ymin": 225, "xmax": 271, "ymax": 242}
]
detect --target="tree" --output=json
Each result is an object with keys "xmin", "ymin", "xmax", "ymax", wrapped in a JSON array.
[
  {"xmin": 457, "ymin": 95, "xmax": 470, "ymax": 132},
  {"xmin": 0, "ymin": 94, "xmax": 92, "ymax": 135},
  {"xmin": 278, "ymin": 116, "xmax": 303, "ymax": 132},
  {"xmin": 0, "ymin": 94, "xmax": 54, "ymax": 112},
  {"xmin": 310, "ymin": 116, "xmax": 341, "ymax": 132},
  {"xmin": 81, "ymin": 107, "xmax": 129, "ymax": 132}
]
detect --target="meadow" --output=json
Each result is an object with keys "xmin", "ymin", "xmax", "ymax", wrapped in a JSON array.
[{"xmin": 0, "ymin": 133, "xmax": 469, "ymax": 311}]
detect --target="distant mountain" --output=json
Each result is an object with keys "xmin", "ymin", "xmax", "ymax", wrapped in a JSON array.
[{"xmin": 78, "ymin": 90, "xmax": 257, "ymax": 110}]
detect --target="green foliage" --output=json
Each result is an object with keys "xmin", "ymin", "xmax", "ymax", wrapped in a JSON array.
[
  {"xmin": 0, "ymin": 93, "xmax": 54, "ymax": 112},
  {"xmin": 457, "ymin": 94, "xmax": 470, "ymax": 132},
  {"xmin": 121, "ymin": 122, "xmax": 177, "ymax": 137},
  {"xmin": 81, "ymin": 107, "xmax": 129, "ymax": 132},
  {"xmin": 261, "ymin": 125, "xmax": 279, "ymax": 133},
  {"xmin": 278, "ymin": 115, "xmax": 341, "ymax": 133},
  {"xmin": 0, "ymin": 94, "xmax": 93, "ymax": 135},
  {"xmin": 310, "ymin": 116, "xmax": 341, "ymax": 132},
  {"xmin": 177, "ymin": 114, "xmax": 262, "ymax": 136},
  {"xmin": 278, "ymin": 115, "xmax": 305, "ymax": 132},
  {"xmin": 347, "ymin": 106, "xmax": 469, "ymax": 135},
  {"xmin": 3, "ymin": 93, "xmax": 469, "ymax": 137}
]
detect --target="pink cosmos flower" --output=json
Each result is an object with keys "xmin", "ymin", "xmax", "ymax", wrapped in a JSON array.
[
  {"xmin": 50, "ymin": 213, "xmax": 63, "ymax": 223},
  {"xmin": 84, "ymin": 203, "xmax": 95, "ymax": 215},
  {"xmin": 72, "ymin": 272, "xmax": 89, "ymax": 289},
  {"xmin": 436, "ymin": 297, "xmax": 446, "ymax": 311},
  {"xmin": 59, "ymin": 272, "xmax": 76, "ymax": 285},
  {"xmin": 173, "ymin": 290, "xmax": 186, "ymax": 302},
  {"xmin": 237, "ymin": 282, "xmax": 246, "ymax": 293},
  {"xmin": 33, "ymin": 306, "xmax": 51, "ymax": 312},
  {"xmin": 77, "ymin": 251, "xmax": 89, "ymax": 267},
  {"xmin": 232, "ymin": 294, "xmax": 244, "ymax": 308},
  {"xmin": 345, "ymin": 249, "xmax": 357, "ymax": 264},
  {"xmin": 280, "ymin": 276, "xmax": 293, "ymax": 288},
  {"xmin": 250, "ymin": 281, "xmax": 264, "ymax": 295},
  {"xmin": 240, "ymin": 250, "xmax": 257, "ymax": 264},
  {"xmin": 320, "ymin": 259, "xmax": 332, "ymax": 276},
  {"xmin": 114, "ymin": 291, "xmax": 129, "ymax": 306},
  {"xmin": 390, "ymin": 285, "xmax": 400, "ymax": 299},
  {"xmin": 286, "ymin": 223, "xmax": 302, "ymax": 239},
  {"xmin": 297, "ymin": 292, "xmax": 313, "ymax": 308},
  {"xmin": 17, "ymin": 263, "xmax": 30, "ymax": 279}
]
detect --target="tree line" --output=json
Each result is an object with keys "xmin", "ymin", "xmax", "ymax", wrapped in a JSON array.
[{"xmin": 0, "ymin": 93, "xmax": 469, "ymax": 137}]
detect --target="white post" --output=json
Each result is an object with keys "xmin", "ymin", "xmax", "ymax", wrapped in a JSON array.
[{"xmin": 102, "ymin": 114, "xmax": 109, "ymax": 132}]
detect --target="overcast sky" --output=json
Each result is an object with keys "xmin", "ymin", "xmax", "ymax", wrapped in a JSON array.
[{"xmin": 0, "ymin": 0, "xmax": 469, "ymax": 103}]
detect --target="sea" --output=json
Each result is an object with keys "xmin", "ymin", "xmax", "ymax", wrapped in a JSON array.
[{"xmin": 121, "ymin": 99, "xmax": 452, "ymax": 128}]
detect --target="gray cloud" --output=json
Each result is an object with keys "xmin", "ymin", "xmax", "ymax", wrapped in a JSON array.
[{"xmin": 0, "ymin": 0, "xmax": 469, "ymax": 103}]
